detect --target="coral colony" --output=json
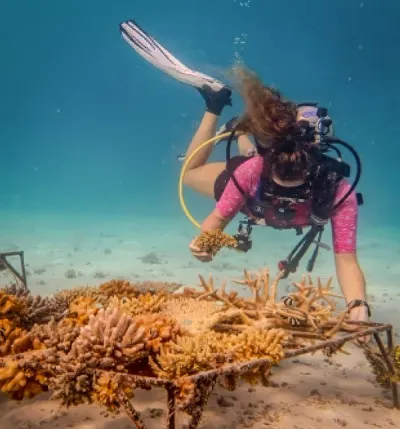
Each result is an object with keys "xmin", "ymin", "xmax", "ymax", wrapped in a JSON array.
[{"xmin": 0, "ymin": 230, "xmax": 399, "ymax": 428}]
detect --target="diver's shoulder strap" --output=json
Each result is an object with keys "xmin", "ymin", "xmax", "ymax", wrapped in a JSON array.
[{"xmin": 310, "ymin": 160, "xmax": 343, "ymax": 222}]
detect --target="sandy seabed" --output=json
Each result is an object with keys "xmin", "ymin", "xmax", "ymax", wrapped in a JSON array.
[{"xmin": 1, "ymin": 213, "xmax": 400, "ymax": 428}]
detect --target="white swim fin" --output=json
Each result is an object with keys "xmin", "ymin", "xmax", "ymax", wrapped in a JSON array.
[{"xmin": 119, "ymin": 20, "xmax": 226, "ymax": 92}]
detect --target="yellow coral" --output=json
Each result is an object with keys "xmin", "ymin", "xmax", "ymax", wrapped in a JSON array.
[
  {"xmin": 108, "ymin": 293, "xmax": 166, "ymax": 317},
  {"xmin": 92, "ymin": 372, "xmax": 135, "ymax": 412},
  {"xmin": 149, "ymin": 334, "xmax": 222, "ymax": 379},
  {"xmin": 228, "ymin": 328, "xmax": 287, "ymax": 363},
  {"xmin": 395, "ymin": 345, "xmax": 400, "ymax": 369},
  {"xmin": 363, "ymin": 344, "xmax": 400, "ymax": 388},
  {"xmin": 160, "ymin": 297, "xmax": 223, "ymax": 334}
]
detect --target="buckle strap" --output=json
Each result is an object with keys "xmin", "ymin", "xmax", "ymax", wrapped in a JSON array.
[{"xmin": 347, "ymin": 299, "xmax": 371, "ymax": 318}]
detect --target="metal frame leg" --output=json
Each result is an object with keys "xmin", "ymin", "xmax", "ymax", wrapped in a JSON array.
[
  {"xmin": 187, "ymin": 377, "xmax": 217, "ymax": 429},
  {"xmin": 166, "ymin": 383, "xmax": 176, "ymax": 429},
  {"xmin": 373, "ymin": 330, "xmax": 399, "ymax": 409},
  {"xmin": 0, "ymin": 251, "xmax": 28, "ymax": 291}
]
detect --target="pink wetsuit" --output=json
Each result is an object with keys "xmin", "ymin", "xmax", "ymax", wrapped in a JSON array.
[{"xmin": 216, "ymin": 156, "xmax": 358, "ymax": 253}]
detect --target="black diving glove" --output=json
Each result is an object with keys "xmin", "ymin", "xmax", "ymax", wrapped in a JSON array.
[
  {"xmin": 197, "ymin": 84, "xmax": 232, "ymax": 116},
  {"xmin": 216, "ymin": 116, "xmax": 240, "ymax": 140}
]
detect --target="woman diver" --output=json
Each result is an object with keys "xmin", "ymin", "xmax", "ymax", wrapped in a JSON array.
[{"xmin": 120, "ymin": 20, "xmax": 370, "ymax": 329}]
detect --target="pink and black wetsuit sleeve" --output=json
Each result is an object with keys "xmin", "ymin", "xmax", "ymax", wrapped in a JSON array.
[
  {"xmin": 215, "ymin": 156, "xmax": 359, "ymax": 253},
  {"xmin": 330, "ymin": 180, "xmax": 358, "ymax": 253},
  {"xmin": 216, "ymin": 156, "xmax": 263, "ymax": 219}
]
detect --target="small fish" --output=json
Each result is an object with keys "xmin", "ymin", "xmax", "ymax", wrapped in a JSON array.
[{"xmin": 177, "ymin": 153, "xmax": 186, "ymax": 162}]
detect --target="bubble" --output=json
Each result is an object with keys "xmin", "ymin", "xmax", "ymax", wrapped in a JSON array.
[
  {"xmin": 233, "ymin": 32, "xmax": 248, "ymax": 63},
  {"xmin": 234, "ymin": 0, "xmax": 251, "ymax": 7}
]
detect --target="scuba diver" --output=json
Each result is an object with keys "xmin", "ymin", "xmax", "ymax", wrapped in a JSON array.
[{"xmin": 120, "ymin": 20, "xmax": 370, "ymax": 329}]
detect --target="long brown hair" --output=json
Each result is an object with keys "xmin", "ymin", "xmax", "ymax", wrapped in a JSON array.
[{"xmin": 232, "ymin": 67, "xmax": 310, "ymax": 181}]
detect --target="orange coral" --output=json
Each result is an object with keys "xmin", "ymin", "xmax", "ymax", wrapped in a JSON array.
[
  {"xmin": 0, "ymin": 319, "xmax": 32, "ymax": 357},
  {"xmin": 0, "ymin": 358, "xmax": 50, "ymax": 400},
  {"xmin": 65, "ymin": 296, "xmax": 101, "ymax": 327},
  {"xmin": 0, "ymin": 291, "xmax": 27, "ymax": 324},
  {"xmin": 134, "ymin": 313, "xmax": 185, "ymax": 353}
]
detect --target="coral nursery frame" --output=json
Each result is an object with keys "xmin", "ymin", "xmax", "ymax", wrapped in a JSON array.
[
  {"xmin": 0, "ymin": 251, "xmax": 28, "ymax": 290},
  {"xmin": 98, "ymin": 321, "xmax": 398, "ymax": 429},
  {"xmin": 0, "ymin": 253, "xmax": 398, "ymax": 428}
]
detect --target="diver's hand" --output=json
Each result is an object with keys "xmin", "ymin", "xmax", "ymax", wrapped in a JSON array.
[
  {"xmin": 189, "ymin": 238, "xmax": 213, "ymax": 262},
  {"xmin": 350, "ymin": 306, "xmax": 371, "ymax": 345}
]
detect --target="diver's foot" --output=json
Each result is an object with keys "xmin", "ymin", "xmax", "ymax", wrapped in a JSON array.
[{"xmin": 197, "ymin": 85, "xmax": 232, "ymax": 116}]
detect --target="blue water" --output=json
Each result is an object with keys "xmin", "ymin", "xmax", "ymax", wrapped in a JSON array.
[{"xmin": 1, "ymin": 1, "xmax": 400, "ymax": 299}]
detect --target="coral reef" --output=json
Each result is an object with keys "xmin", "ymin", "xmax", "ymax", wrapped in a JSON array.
[
  {"xmin": 194, "ymin": 230, "xmax": 238, "ymax": 256},
  {"xmin": 3, "ymin": 284, "xmax": 70, "ymax": 328},
  {"xmin": 0, "ymin": 267, "xmax": 380, "ymax": 422}
]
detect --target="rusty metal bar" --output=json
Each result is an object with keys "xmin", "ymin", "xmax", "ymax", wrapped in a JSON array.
[
  {"xmin": 118, "ymin": 390, "xmax": 147, "ymax": 429},
  {"xmin": 166, "ymin": 383, "xmax": 176, "ymax": 429},
  {"xmin": 187, "ymin": 376, "xmax": 217, "ymax": 429},
  {"xmin": 373, "ymin": 330, "xmax": 399, "ymax": 409}
]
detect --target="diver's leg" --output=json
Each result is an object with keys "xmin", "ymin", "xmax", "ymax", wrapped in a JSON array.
[
  {"xmin": 184, "ymin": 112, "xmax": 218, "ymax": 170},
  {"xmin": 183, "ymin": 112, "xmax": 226, "ymax": 198}
]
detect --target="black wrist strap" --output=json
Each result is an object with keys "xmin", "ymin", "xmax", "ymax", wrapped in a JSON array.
[{"xmin": 347, "ymin": 299, "xmax": 371, "ymax": 317}]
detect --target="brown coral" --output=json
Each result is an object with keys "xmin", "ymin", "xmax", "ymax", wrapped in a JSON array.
[
  {"xmin": 194, "ymin": 230, "xmax": 238, "ymax": 257},
  {"xmin": 29, "ymin": 319, "xmax": 82, "ymax": 354},
  {"xmin": 99, "ymin": 279, "xmax": 141, "ymax": 300},
  {"xmin": 68, "ymin": 307, "xmax": 147, "ymax": 372},
  {"xmin": 56, "ymin": 286, "xmax": 108, "ymax": 306}
]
